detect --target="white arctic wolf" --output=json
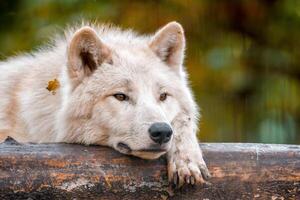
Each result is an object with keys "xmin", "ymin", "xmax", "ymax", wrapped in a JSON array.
[{"xmin": 0, "ymin": 21, "xmax": 210, "ymax": 187}]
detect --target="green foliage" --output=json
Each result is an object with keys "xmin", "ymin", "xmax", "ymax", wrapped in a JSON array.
[{"xmin": 0, "ymin": 0, "xmax": 299, "ymax": 144}]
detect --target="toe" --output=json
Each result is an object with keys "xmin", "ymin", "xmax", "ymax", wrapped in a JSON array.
[
  {"xmin": 168, "ymin": 161, "xmax": 176, "ymax": 183},
  {"xmin": 177, "ymin": 165, "xmax": 190, "ymax": 187},
  {"xmin": 199, "ymin": 163, "xmax": 211, "ymax": 180},
  {"xmin": 188, "ymin": 162, "xmax": 205, "ymax": 184}
]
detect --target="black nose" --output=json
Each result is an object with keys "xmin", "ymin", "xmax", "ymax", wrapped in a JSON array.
[{"xmin": 149, "ymin": 122, "xmax": 173, "ymax": 144}]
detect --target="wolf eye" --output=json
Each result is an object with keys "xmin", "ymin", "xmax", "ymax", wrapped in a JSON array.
[
  {"xmin": 113, "ymin": 93, "xmax": 129, "ymax": 101},
  {"xmin": 159, "ymin": 93, "xmax": 168, "ymax": 101}
]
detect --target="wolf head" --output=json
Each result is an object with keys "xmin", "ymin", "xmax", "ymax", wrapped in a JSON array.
[{"xmin": 59, "ymin": 22, "xmax": 190, "ymax": 159}]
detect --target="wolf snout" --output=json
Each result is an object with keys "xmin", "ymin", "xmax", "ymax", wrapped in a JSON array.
[{"xmin": 148, "ymin": 122, "xmax": 173, "ymax": 144}]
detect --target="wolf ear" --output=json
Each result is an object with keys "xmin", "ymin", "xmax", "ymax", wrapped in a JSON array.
[
  {"xmin": 149, "ymin": 22, "xmax": 185, "ymax": 73},
  {"xmin": 67, "ymin": 26, "xmax": 111, "ymax": 85}
]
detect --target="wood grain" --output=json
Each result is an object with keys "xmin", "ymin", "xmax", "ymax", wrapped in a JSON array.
[{"xmin": 0, "ymin": 137, "xmax": 299, "ymax": 199}]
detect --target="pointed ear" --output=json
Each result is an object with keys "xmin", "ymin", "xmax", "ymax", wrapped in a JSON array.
[
  {"xmin": 149, "ymin": 22, "xmax": 185, "ymax": 73},
  {"xmin": 67, "ymin": 26, "xmax": 111, "ymax": 85}
]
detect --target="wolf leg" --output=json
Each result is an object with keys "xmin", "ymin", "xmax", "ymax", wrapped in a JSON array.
[{"xmin": 167, "ymin": 113, "xmax": 210, "ymax": 188}]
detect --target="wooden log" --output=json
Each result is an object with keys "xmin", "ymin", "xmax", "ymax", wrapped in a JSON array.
[{"xmin": 0, "ymin": 137, "xmax": 299, "ymax": 199}]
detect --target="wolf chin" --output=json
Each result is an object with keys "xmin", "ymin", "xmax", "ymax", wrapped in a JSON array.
[{"xmin": 0, "ymin": 21, "xmax": 210, "ymax": 187}]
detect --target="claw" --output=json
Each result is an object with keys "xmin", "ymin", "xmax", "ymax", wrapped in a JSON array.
[
  {"xmin": 190, "ymin": 176, "xmax": 195, "ymax": 185},
  {"xmin": 173, "ymin": 172, "xmax": 178, "ymax": 186},
  {"xmin": 178, "ymin": 173, "xmax": 184, "ymax": 188},
  {"xmin": 199, "ymin": 165, "xmax": 211, "ymax": 180},
  {"xmin": 185, "ymin": 175, "xmax": 190, "ymax": 184}
]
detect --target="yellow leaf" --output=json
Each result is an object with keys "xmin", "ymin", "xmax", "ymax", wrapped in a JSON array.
[{"xmin": 46, "ymin": 78, "xmax": 60, "ymax": 95}]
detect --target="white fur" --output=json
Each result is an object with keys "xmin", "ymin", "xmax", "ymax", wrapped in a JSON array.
[{"xmin": 0, "ymin": 22, "xmax": 210, "ymax": 187}]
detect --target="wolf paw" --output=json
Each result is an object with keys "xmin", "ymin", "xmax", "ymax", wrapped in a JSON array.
[{"xmin": 167, "ymin": 154, "xmax": 211, "ymax": 188}]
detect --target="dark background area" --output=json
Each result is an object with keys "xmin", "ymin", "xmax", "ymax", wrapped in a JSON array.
[{"xmin": 0, "ymin": 0, "xmax": 299, "ymax": 144}]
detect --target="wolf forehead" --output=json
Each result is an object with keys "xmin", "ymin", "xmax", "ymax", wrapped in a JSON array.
[
  {"xmin": 66, "ymin": 23, "xmax": 148, "ymax": 47},
  {"xmin": 63, "ymin": 22, "xmax": 186, "ymax": 93},
  {"xmin": 65, "ymin": 22, "xmax": 179, "ymax": 54},
  {"xmin": 64, "ymin": 22, "xmax": 185, "ymax": 67}
]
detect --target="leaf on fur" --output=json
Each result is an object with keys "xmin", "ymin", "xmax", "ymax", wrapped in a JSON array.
[{"xmin": 46, "ymin": 78, "xmax": 60, "ymax": 95}]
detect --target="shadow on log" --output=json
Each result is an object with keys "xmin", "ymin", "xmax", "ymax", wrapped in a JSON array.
[{"xmin": 0, "ymin": 137, "xmax": 299, "ymax": 199}]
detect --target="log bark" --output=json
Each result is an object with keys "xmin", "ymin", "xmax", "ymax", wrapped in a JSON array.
[{"xmin": 0, "ymin": 137, "xmax": 299, "ymax": 200}]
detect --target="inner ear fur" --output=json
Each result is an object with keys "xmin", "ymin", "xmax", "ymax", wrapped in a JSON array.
[
  {"xmin": 67, "ymin": 26, "xmax": 111, "ymax": 83},
  {"xmin": 149, "ymin": 21, "xmax": 186, "ymax": 73}
]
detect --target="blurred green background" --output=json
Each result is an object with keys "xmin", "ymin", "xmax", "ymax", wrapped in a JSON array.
[{"xmin": 0, "ymin": 0, "xmax": 299, "ymax": 144}]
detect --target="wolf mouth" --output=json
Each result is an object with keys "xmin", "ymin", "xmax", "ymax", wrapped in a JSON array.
[
  {"xmin": 138, "ymin": 148, "xmax": 167, "ymax": 153},
  {"xmin": 117, "ymin": 142, "xmax": 132, "ymax": 154},
  {"xmin": 117, "ymin": 142, "xmax": 167, "ymax": 154}
]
